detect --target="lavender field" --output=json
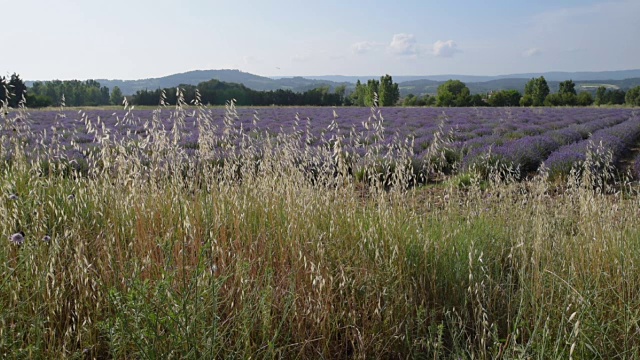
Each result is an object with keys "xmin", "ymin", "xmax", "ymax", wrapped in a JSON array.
[
  {"xmin": 2, "ymin": 103, "xmax": 640, "ymax": 358},
  {"xmin": 6, "ymin": 105, "xmax": 640, "ymax": 181}
]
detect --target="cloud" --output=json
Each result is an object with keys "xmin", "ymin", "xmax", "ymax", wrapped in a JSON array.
[
  {"xmin": 388, "ymin": 33, "xmax": 418, "ymax": 56},
  {"xmin": 522, "ymin": 48, "xmax": 542, "ymax": 57},
  {"xmin": 291, "ymin": 54, "xmax": 311, "ymax": 63},
  {"xmin": 432, "ymin": 40, "xmax": 460, "ymax": 57},
  {"xmin": 351, "ymin": 41, "xmax": 377, "ymax": 54}
]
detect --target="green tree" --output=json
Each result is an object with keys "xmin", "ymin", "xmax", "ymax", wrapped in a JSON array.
[
  {"xmin": 424, "ymin": 95, "xmax": 436, "ymax": 106},
  {"xmin": 626, "ymin": 86, "xmax": 640, "ymax": 106},
  {"xmin": 350, "ymin": 80, "xmax": 366, "ymax": 106},
  {"xmin": 608, "ymin": 89, "xmax": 626, "ymax": 105},
  {"xmin": 576, "ymin": 91, "xmax": 594, "ymax": 106},
  {"xmin": 436, "ymin": 80, "xmax": 470, "ymax": 107},
  {"xmin": 469, "ymin": 94, "xmax": 486, "ymax": 106},
  {"xmin": 544, "ymin": 93, "xmax": 564, "ymax": 106},
  {"xmin": 558, "ymin": 80, "xmax": 577, "ymax": 95},
  {"xmin": 379, "ymin": 74, "xmax": 399, "ymax": 106},
  {"xmin": 402, "ymin": 94, "xmax": 417, "ymax": 106},
  {"xmin": 595, "ymin": 86, "xmax": 608, "ymax": 106},
  {"xmin": 561, "ymin": 93, "xmax": 577, "ymax": 106},
  {"xmin": 488, "ymin": 90, "xmax": 522, "ymax": 107},
  {"xmin": 523, "ymin": 76, "xmax": 550, "ymax": 106},
  {"xmin": 110, "ymin": 86, "xmax": 123, "ymax": 105},
  {"xmin": 519, "ymin": 95, "xmax": 534, "ymax": 107},
  {"xmin": 334, "ymin": 85, "xmax": 346, "ymax": 105},
  {"xmin": 3, "ymin": 73, "xmax": 28, "ymax": 107},
  {"xmin": 365, "ymin": 79, "xmax": 380, "ymax": 107}
]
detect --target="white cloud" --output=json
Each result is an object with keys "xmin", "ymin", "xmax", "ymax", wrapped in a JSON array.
[
  {"xmin": 522, "ymin": 48, "xmax": 541, "ymax": 57},
  {"xmin": 432, "ymin": 40, "xmax": 460, "ymax": 58},
  {"xmin": 389, "ymin": 33, "xmax": 418, "ymax": 56},
  {"xmin": 351, "ymin": 41, "xmax": 377, "ymax": 54},
  {"xmin": 291, "ymin": 54, "xmax": 311, "ymax": 63}
]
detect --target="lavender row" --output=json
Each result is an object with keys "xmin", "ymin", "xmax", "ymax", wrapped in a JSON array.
[
  {"xmin": 458, "ymin": 113, "xmax": 629, "ymax": 172},
  {"xmin": 544, "ymin": 114, "xmax": 640, "ymax": 176}
]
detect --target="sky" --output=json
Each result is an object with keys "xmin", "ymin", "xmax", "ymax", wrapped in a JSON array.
[{"xmin": 2, "ymin": 0, "xmax": 639, "ymax": 80}]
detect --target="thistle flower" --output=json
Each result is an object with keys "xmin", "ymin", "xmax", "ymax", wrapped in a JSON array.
[{"xmin": 9, "ymin": 232, "xmax": 25, "ymax": 245}]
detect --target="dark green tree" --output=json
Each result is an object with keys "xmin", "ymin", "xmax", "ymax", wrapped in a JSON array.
[
  {"xmin": 436, "ymin": 80, "xmax": 470, "ymax": 107},
  {"xmin": 334, "ymin": 85, "xmax": 346, "ymax": 105},
  {"xmin": 4, "ymin": 73, "xmax": 28, "ymax": 107},
  {"xmin": 519, "ymin": 95, "xmax": 534, "ymax": 107},
  {"xmin": 379, "ymin": 74, "xmax": 400, "ymax": 106},
  {"xmin": 350, "ymin": 80, "xmax": 366, "ymax": 106},
  {"xmin": 423, "ymin": 95, "xmax": 436, "ymax": 106},
  {"xmin": 558, "ymin": 80, "xmax": 577, "ymax": 95},
  {"xmin": 468, "ymin": 94, "xmax": 486, "ymax": 106},
  {"xmin": 488, "ymin": 90, "xmax": 522, "ymax": 107},
  {"xmin": 543, "ymin": 93, "xmax": 564, "ymax": 106},
  {"xmin": 576, "ymin": 91, "xmax": 594, "ymax": 106},
  {"xmin": 402, "ymin": 94, "xmax": 417, "ymax": 106},
  {"xmin": 626, "ymin": 86, "xmax": 640, "ymax": 106},
  {"xmin": 595, "ymin": 86, "xmax": 608, "ymax": 106},
  {"xmin": 365, "ymin": 79, "xmax": 380, "ymax": 107},
  {"xmin": 523, "ymin": 76, "xmax": 550, "ymax": 106},
  {"xmin": 608, "ymin": 89, "xmax": 626, "ymax": 105},
  {"xmin": 110, "ymin": 86, "xmax": 123, "ymax": 105}
]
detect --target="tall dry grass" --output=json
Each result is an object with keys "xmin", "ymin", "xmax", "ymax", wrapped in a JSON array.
[{"xmin": 1, "ymin": 92, "xmax": 639, "ymax": 359}]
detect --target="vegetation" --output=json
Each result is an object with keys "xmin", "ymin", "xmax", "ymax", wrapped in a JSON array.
[
  {"xmin": 436, "ymin": 80, "xmax": 471, "ymax": 107},
  {"xmin": 29, "ymin": 79, "xmax": 111, "ymax": 107},
  {"xmin": 627, "ymin": 86, "xmax": 640, "ymax": 106},
  {"xmin": 1, "ymin": 98, "xmax": 640, "ymax": 358},
  {"xmin": 0, "ymin": 73, "xmax": 28, "ymax": 108},
  {"xmin": 348, "ymin": 75, "xmax": 400, "ymax": 107},
  {"xmin": 402, "ymin": 93, "xmax": 436, "ymax": 106},
  {"xmin": 3, "ymin": 71, "xmax": 640, "ymax": 108},
  {"xmin": 486, "ymin": 89, "xmax": 522, "ymax": 107},
  {"xmin": 595, "ymin": 86, "xmax": 627, "ymax": 106},
  {"xmin": 521, "ymin": 76, "xmax": 551, "ymax": 106}
]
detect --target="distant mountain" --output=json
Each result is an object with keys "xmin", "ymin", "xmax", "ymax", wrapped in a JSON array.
[
  {"xmin": 294, "ymin": 69, "xmax": 640, "ymax": 84},
  {"xmin": 26, "ymin": 69, "xmax": 640, "ymax": 97},
  {"xmin": 277, "ymin": 75, "xmax": 435, "ymax": 84},
  {"xmin": 91, "ymin": 70, "xmax": 350, "ymax": 95},
  {"xmin": 92, "ymin": 70, "xmax": 277, "ymax": 95}
]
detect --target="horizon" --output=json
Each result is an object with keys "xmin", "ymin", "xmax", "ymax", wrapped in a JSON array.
[
  {"xmin": 4, "ymin": 0, "xmax": 639, "ymax": 81},
  {"xmin": 21, "ymin": 67, "xmax": 640, "ymax": 83}
]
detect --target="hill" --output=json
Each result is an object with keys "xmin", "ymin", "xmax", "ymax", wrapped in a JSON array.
[
  {"xmin": 297, "ymin": 69, "xmax": 640, "ymax": 84},
  {"xmin": 25, "ymin": 69, "xmax": 640, "ymax": 97},
  {"xmin": 93, "ymin": 70, "xmax": 350, "ymax": 95}
]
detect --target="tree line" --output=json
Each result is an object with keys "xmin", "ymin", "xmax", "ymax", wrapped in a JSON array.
[
  {"xmin": 1, "ymin": 73, "xmax": 400, "ymax": 108},
  {"xmin": 402, "ymin": 77, "xmax": 640, "ymax": 107},
  {"xmin": 132, "ymin": 74, "xmax": 401, "ymax": 107},
  {"xmin": 1, "ymin": 73, "xmax": 124, "ymax": 108},
  {"xmin": 2, "ymin": 72, "xmax": 640, "ymax": 108},
  {"xmin": 131, "ymin": 79, "xmax": 348, "ymax": 107}
]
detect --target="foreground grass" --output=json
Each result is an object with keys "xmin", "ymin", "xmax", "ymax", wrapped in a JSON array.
[
  {"xmin": 1, "ymin": 159, "xmax": 639, "ymax": 359},
  {"xmin": 1, "ymin": 100, "xmax": 640, "ymax": 358}
]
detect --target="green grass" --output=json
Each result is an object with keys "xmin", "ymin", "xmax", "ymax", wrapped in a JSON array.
[{"xmin": 1, "ymin": 101, "xmax": 640, "ymax": 359}]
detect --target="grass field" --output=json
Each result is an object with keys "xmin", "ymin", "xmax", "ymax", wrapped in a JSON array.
[{"xmin": 1, "ymin": 101, "xmax": 640, "ymax": 358}]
